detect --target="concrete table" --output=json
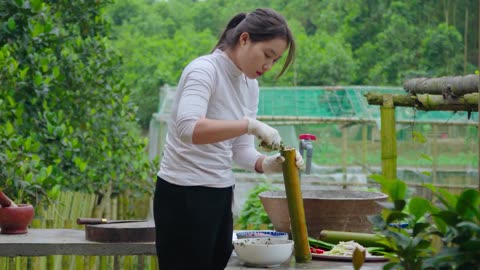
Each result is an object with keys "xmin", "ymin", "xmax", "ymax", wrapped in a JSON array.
[
  {"xmin": 0, "ymin": 229, "xmax": 155, "ymax": 256},
  {"xmin": 0, "ymin": 229, "xmax": 386, "ymax": 269}
]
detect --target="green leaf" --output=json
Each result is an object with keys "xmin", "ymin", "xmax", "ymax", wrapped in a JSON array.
[
  {"xmin": 14, "ymin": 0, "xmax": 24, "ymax": 7},
  {"xmin": 412, "ymin": 222, "xmax": 430, "ymax": 236},
  {"xmin": 52, "ymin": 66, "xmax": 60, "ymax": 78},
  {"xmin": 7, "ymin": 17, "xmax": 16, "ymax": 30},
  {"xmin": 20, "ymin": 67, "xmax": 29, "ymax": 80},
  {"xmin": 386, "ymin": 211, "xmax": 409, "ymax": 224},
  {"xmin": 456, "ymin": 189, "xmax": 480, "ymax": 220},
  {"xmin": 434, "ymin": 211, "xmax": 460, "ymax": 226},
  {"xmin": 5, "ymin": 121, "xmax": 14, "ymax": 136},
  {"xmin": 386, "ymin": 179, "xmax": 408, "ymax": 201},
  {"xmin": 32, "ymin": 22, "xmax": 44, "ymax": 37},
  {"xmin": 30, "ymin": 0, "xmax": 42, "ymax": 12},
  {"xmin": 393, "ymin": 199, "xmax": 406, "ymax": 211},
  {"xmin": 408, "ymin": 197, "xmax": 431, "ymax": 221}
]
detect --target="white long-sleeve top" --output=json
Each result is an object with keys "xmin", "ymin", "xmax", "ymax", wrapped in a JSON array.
[{"xmin": 157, "ymin": 49, "xmax": 263, "ymax": 187}]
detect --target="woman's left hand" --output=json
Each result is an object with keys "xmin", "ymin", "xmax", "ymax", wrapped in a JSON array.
[{"xmin": 261, "ymin": 151, "xmax": 304, "ymax": 174}]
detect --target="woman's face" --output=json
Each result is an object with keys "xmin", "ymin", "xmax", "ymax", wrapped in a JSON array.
[{"xmin": 233, "ymin": 33, "xmax": 288, "ymax": 79}]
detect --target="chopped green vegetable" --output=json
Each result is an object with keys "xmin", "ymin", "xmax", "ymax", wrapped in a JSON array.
[{"xmin": 308, "ymin": 237, "xmax": 335, "ymax": 250}]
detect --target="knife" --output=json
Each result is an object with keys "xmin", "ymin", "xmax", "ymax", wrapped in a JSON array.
[{"xmin": 76, "ymin": 218, "xmax": 145, "ymax": 225}]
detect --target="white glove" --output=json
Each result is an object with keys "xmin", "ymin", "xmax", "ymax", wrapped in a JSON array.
[
  {"xmin": 244, "ymin": 117, "xmax": 281, "ymax": 149},
  {"xmin": 262, "ymin": 151, "xmax": 304, "ymax": 174}
]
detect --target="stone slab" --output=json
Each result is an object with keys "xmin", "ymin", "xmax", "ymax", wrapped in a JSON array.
[{"xmin": 0, "ymin": 229, "xmax": 155, "ymax": 256}]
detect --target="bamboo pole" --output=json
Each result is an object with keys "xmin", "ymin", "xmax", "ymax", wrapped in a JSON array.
[
  {"xmin": 403, "ymin": 74, "xmax": 479, "ymax": 95},
  {"xmin": 365, "ymin": 92, "xmax": 479, "ymax": 111},
  {"xmin": 30, "ymin": 219, "xmax": 42, "ymax": 269},
  {"xmin": 46, "ymin": 219, "xmax": 55, "ymax": 269},
  {"xmin": 381, "ymin": 95, "xmax": 397, "ymax": 180},
  {"xmin": 62, "ymin": 219, "xmax": 74, "ymax": 270},
  {"xmin": 281, "ymin": 148, "xmax": 311, "ymax": 263}
]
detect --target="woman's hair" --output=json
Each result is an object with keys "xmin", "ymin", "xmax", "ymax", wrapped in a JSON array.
[{"xmin": 213, "ymin": 8, "xmax": 295, "ymax": 78}]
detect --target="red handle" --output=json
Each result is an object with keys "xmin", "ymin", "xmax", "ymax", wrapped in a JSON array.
[{"xmin": 299, "ymin": 133, "xmax": 317, "ymax": 140}]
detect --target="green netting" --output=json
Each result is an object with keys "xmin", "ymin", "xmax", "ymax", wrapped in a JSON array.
[{"xmin": 258, "ymin": 86, "xmax": 478, "ymax": 124}]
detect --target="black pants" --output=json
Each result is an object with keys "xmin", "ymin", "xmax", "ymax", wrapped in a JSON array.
[{"xmin": 153, "ymin": 176, "xmax": 233, "ymax": 270}]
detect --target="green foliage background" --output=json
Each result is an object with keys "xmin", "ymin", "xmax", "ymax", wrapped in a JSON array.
[
  {"xmin": 1, "ymin": 0, "xmax": 479, "ymax": 206},
  {"xmin": 0, "ymin": 0, "xmax": 153, "ymax": 206},
  {"xmin": 106, "ymin": 0, "xmax": 479, "ymax": 129}
]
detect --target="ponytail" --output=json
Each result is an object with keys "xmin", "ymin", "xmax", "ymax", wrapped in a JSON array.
[{"xmin": 212, "ymin": 13, "xmax": 247, "ymax": 52}]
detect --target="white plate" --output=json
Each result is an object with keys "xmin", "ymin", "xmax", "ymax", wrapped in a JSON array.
[{"xmin": 312, "ymin": 253, "xmax": 388, "ymax": 262}]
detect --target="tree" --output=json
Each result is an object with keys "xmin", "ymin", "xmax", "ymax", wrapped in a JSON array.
[{"xmin": 0, "ymin": 0, "xmax": 152, "ymax": 206}]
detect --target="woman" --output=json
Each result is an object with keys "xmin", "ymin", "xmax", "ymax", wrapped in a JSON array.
[{"xmin": 154, "ymin": 8, "xmax": 303, "ymax": 270}]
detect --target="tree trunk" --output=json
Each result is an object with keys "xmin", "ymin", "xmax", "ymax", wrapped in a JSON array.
[
  {"xmin": 364, "ymin": 92, "xmax": 479, "ymax": 112},
  {"xmin": 403, "ymin": 74, "xmax": 479, "ymax": 95}
]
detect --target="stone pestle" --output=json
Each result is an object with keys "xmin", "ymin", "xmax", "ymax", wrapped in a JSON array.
[{"xmin": 0, "ymin": 191, "xmax": 18, "ymax": 207}]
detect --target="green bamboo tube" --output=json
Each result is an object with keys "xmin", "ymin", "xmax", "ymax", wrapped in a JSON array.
[
  {"xmin": 0, "ymin": 257, "xmax": 4, "ymax": 270},
  {"xmin": 319, "ymin": 230, "xmax": 388, "ymax": 248},
  {"xmin": 113, "ymin": 256, "xmax": 120, "ymax": 270},
  {"xmin": 8, "ymin": 257, "xmax": 15, "ymax": 270},
  {"xmin": 150, "ymin": 255, "xmax": 158, "ymax": 270},
  {"xmin": 30, "ymin": 219, "xmax": 42, "ymax": 269},
  {"xmin": 124, "ymin": 255, "xmax": 133, "ymax": 270},
  {"xmin": 99, "ymin": 256, "xmax": 108, "ymax": 270},
  {"xmin": 18, "ymin": 254, "xmax": 27, "ymax": 270},
  {"xmin": 87, "ymin": 256, "xmax": 96, "ymax": 270},
  {"xmin": 281, "ymin": 148, "xmax": 311, "ymax": 263},
  {"xmin": 61, "ymin": 219, "xmax": 73, "ymax": 269},
  {"xmin": 380, "ymin": 94, "xmax": 397, "ymax": 180},
  {"xmin": 46, "ymin": 219, "xmax": 55, "ymax": 269},
  {"xmin": 138, "ymin": 255, "xmax": 145, "ymax": 270}
]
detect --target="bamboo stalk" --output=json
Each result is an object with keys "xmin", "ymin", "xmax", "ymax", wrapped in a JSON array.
[
  {"xmin": 364, "ymin": 92, "xmax": 479, "ymax": 111},
  {"xmin": 30, "ymin": 219, "xmax": 42, "ymax": 269},
  {"xmin": 403, "ymin": 74, "xmax": 479, "ymax": 95},
  {"xmin": 150, "ymin": 256, "xmax": 158, "ymax": 270},
  {"xmin": 122, "ymin": 255, "xmax": 133, "ymax": 270},
  {"xmin": 46, "ymin": 219, "xmax": 55, "ymax": 269},
  {"xmin": 8, "ymin": 257, "xmax": 14, "ymax": 270},
  {"xmin": 62, "ymin": 219, "xmax": 74, "ymax": 270},
  {"xmin": 281, "ymin": 148, "xmax": 311, "ymax": 263},
  {"xmin": 381, "ymin": 95, "xmax": 397, "ymax": 180},
  {"xmin": 99, "ymin": 256, "xmax": 108, "ymax": 270}
]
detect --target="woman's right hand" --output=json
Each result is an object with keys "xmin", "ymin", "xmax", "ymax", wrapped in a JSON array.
[{"xmin": 244, "ymin": 117, "xmax": 281, "ymax": 149}]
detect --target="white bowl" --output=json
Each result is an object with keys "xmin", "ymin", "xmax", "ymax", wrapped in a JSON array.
[{"xmin": 232, "ymin": 238, "xmax": 294, "ymax": 267}]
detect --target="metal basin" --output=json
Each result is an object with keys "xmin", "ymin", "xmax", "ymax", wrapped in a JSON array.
[{"xmin": 258, "ymin": 190, "xmax": 388, "ymax": 238}]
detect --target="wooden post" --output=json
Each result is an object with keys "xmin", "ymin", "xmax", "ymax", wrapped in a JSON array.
[
  {"xmin": 381, "ymin": 94, "xmax": 397, "ymax": 180},
  {"xmin": 281, "ymin": 148, "xmax": 311, "ymax": 263}
]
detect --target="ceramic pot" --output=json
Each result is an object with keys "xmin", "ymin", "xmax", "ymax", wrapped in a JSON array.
[{"xmin": 0, "ymin": 204, "xmax": 35, "ymax": 234}]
